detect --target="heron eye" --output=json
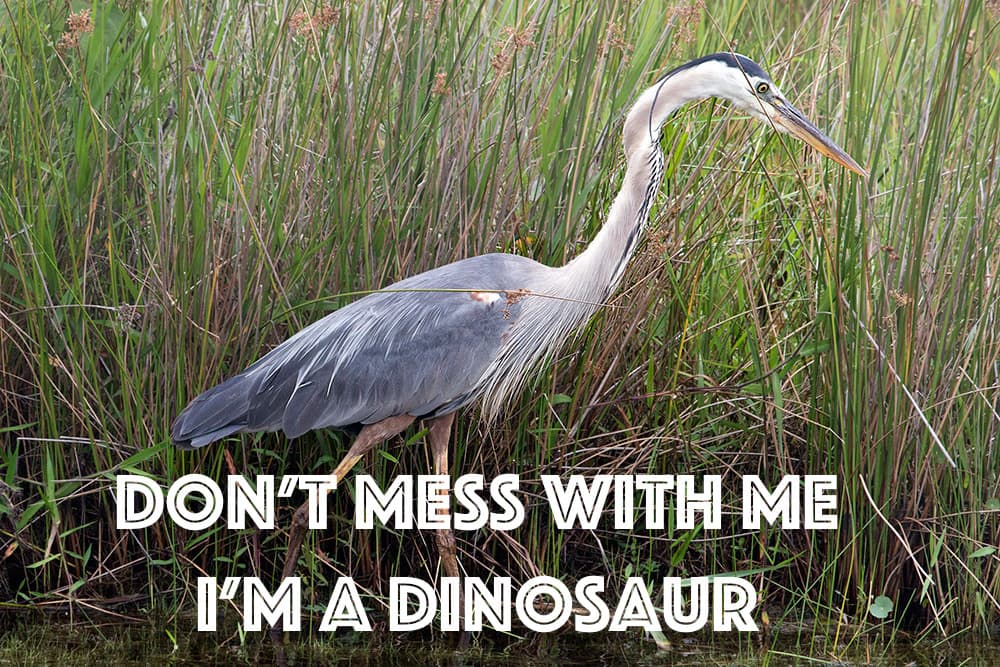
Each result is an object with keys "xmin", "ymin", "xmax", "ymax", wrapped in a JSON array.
[{"xmin": 755, "ymin": 82, "xmax": 769, "ymax": 95}]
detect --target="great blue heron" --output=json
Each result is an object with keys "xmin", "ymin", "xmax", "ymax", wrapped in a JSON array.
[{"xmin": 172, "ymin": 52, "xmax": 865, "ymax": 608}]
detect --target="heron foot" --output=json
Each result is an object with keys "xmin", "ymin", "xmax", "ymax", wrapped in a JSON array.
[{"xmin": 270, "ymin": 414, "xmax": 415, "ymax": 639}]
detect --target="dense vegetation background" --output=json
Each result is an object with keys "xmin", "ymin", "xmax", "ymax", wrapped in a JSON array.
[{"xmin": 1, "ymin": 0, "xmax": 998, "ymax": 647}]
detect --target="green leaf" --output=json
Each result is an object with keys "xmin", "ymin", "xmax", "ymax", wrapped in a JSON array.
[
  {"xmin": 27, "ymin": 554, "xmax": 60, "ymax": 570},
  {"xmin": 868, "ymin": 595, "xmax": 893, "ymax": 619}
]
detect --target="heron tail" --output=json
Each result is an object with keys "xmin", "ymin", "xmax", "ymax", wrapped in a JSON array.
[{"xmin": 170, "ymin": 374, "xmax": 252, "ymax": 449}]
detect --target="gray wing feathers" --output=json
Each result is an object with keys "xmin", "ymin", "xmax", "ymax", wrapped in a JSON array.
[
  {"xmin": 170, "ymin": 372, "xmax": 258, "ymax": 449},
  {"xmin": 278, "ymin": 289, "xmax": 507, "ymax": 437},
  {"xmin": 171, "ymin": 254, "xmax": 532, "ymax": 448}
]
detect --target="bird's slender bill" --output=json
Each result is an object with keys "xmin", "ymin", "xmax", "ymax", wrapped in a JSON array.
[{"xmin": 770, "ymin": 100, "xmax": 868, "ymax": 177}]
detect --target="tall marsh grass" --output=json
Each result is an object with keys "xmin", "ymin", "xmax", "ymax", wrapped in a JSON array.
[{"xmin": 1, "ymin": 0, "xmax": 998, "ymax": 642}]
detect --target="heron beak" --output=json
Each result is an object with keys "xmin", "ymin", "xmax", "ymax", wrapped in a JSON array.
[{"xmin": 768, "ymin": 99, "xmax": 868, "ymax": 177}]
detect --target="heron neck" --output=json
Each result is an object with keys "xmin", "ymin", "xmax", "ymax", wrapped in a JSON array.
[{"xmin": 556, "ymin": 67, "xmax": 707, "ymax": 303}]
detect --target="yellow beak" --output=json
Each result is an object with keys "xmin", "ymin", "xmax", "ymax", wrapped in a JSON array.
[{"xmin": 769, "ymin": 100, "xmax": 868, "ymax": 178}]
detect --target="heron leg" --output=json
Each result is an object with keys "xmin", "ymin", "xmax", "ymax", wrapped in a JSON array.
[
  {"xmin": 279, "ymin": 414, "xmax": 416, "ymax": 580},
  {"xmin": 426, "ymin": 412, "xmax": 468, "ymax": 646},
  {"xmin": 427, "ymin": 412, "xmax": 460, "ymax": 580}
]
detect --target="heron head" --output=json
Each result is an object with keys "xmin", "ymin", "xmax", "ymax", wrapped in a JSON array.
[{"xmin": 717, "ymin": 54, "xmax": 868, "ymax": 177}]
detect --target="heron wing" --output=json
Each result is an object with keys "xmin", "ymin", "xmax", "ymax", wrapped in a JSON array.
[
  {"xmin": 272, "ymin": 285, "xmax": 514, "ymax": 437},
  {"xmin": 171, "ymin": 253, "xmax": 533, "ymax": 447}
]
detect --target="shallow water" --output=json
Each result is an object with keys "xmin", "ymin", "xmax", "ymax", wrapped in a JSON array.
[{"xmin": 2, "ymin": 618, "xmax": 1000, "ymax": 666}]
